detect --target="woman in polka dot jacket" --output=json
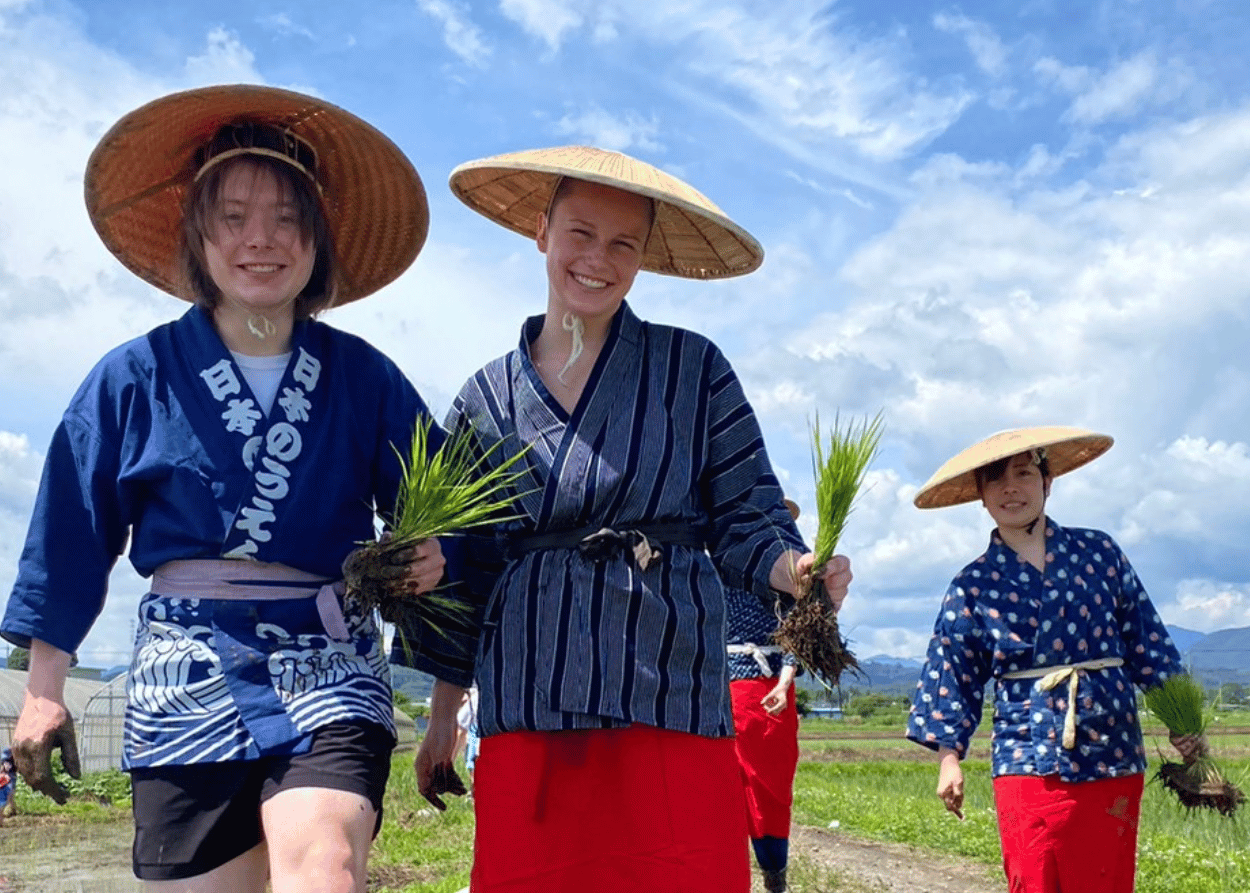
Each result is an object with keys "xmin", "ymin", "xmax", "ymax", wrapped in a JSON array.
[{"xmin": 907, "ymin": 427, "xmax": 1195, "ymax": 893}]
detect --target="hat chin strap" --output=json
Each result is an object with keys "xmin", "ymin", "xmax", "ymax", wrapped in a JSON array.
[
  {"xmin": 219, "ymin": 291, "xmax": 300, "ymax": 343},
  {"xmin": 556, "ymin": 312, "xmax": 585, "ymax": 383}
]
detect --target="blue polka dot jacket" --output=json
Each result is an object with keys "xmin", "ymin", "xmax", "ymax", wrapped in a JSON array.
[{"xmin": 907, "ymin": 520, "xmax": 1183, "ymax": 781}]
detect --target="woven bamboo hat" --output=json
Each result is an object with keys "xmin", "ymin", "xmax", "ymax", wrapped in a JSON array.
[
  {"xmin": 914, "ymin": 426, "xmax": 1113, "ymax": 510},
  {"xmin": 85, "ymin": 84, "xmax": 428, "ymax": 305},
  {"xmin": 448, "ymin": 145, "xmax": 763, "ymax": 279}
]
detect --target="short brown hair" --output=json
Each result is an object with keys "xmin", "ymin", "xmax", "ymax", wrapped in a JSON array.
[
  {"xmin": 179, "ymin": 154, "xmax": 338, "ymax": 317},
  {"xmin": 974, "ymin": 450, "xmax": 1052, "ymax": 497}
]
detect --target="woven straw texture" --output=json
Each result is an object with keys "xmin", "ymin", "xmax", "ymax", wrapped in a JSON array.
[
  {"xmin": 914, "ymin": 426, "xmax": 1114, "ymax": 509},
  {"xmin": 449, "ymin": 146, "xmax": 762, "ymax": 279},
  {"xmin": 85, "ymin": 84, "xmax": 428, "ymax": 305}
]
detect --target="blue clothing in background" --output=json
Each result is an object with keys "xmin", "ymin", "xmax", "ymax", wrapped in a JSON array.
[
  {"xmin": 724, "ymin": 585, "xmax": 797, "ymax": 681},
  {"xmin": 3, "ymin": 306, "xmax": 436, "ymax": 767},
  {"xmin": 907, "ymin": 521, "xmax": 1183, "ymax": 782}
]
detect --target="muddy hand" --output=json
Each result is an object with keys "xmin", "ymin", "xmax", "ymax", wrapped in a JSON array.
[
  {"xmin": 420, "ymin": 761, "xmax": 468, "ymax": 811},
  {"xmin": 13, "ymin": 710, "xmax": 80, "ymax": 805},
  {"xmin": 1169, "ymin": 733, "xmax": 1208, "ymax": 766}
]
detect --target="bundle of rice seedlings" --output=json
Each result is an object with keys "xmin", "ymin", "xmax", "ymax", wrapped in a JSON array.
[
  {"xmin": 1144, "ymin": 674, "xmax": 1245, "ymax": 816},
  {"xmin": 773, "ymin": 412, "xmax": 883, "ymax": 687},
  {"xmin": 342, "ymin": 417, "xmax": 529, "ymax": 634}
]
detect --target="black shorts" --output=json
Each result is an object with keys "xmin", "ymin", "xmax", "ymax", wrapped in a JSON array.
[{"xmin": 130, "ymin": 721, "xmax": 394, "ymax": 881}]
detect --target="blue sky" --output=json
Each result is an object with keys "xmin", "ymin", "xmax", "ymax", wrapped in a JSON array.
[{"xmin": 2, "ymin": 0, "xmax": 1248, "ymax": 667}]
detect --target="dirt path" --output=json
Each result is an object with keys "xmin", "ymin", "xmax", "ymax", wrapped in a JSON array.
[
  {"xmin": 789, "ymin": 825, "xmax": 1005, "ymax": 893},
  {"xmin": 0, "ymin": 814, "xmax": 1004, "ymax": 893},
  {"xmin": 0, "ymin": 816, "xmax": 139, "ymax": 892}
]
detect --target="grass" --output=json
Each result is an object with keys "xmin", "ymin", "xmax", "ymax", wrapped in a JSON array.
[
  {"xmin": 792, "ymin": 734, "xmax": 1250, "ymax": 893},
  {"xmin": 4, "ymin": 726, "xmax": 1249, "ymax": 892}
]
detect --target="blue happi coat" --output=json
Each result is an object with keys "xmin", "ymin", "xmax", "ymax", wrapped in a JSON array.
[
  {"xmin": 396, "ymin": 302, "xmax": 805, "ymax": 739},
  {"xmin": 907, "ymin": 520, "xmax": 1184, "ymax": 782},
  {"xmin": 3, "ymin": 306, "xmax": 436, "ymax": 767}
]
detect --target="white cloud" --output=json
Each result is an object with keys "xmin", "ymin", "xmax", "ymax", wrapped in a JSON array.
[
  {"xmin": 498, "ymin": 0, "xmax": 970, "ymax": 163},
  {"xmin": 1034, "ymin": 56, "xmax": 1091, "ymax": 94},
  {"xmin": 499, "ymin": 0, "xmax": 585, "ymax": 53},
  {"xmin": 553, "ymin": 105, "xmax": 662, "ymax": 153},
  {"xmin": 1068, "ymin": 53, "xmax": 1161, "ymax": 124},
  {"xmin": 1160, "ymin": 579, "xmax": 1250, "ymax": 633},
  {"xmin": 933, "ymin": 11, "xmax": 1008, "ymax": 77},
  {"xmin": 258, "ymin": 13, "xmax": 314, "ymax": 41},
  {"xmin": 416, "ymin": 0, "xmax": 492, "ymax": 66},
  {"xmin": 184, "ymin": 27, "xmax": 263, "ymax": 84}
]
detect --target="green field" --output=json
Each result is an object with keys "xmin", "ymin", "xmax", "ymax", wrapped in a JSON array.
[{"xmin": 7, "ymin": 723, "xmax": 1249, "ymax": 892}]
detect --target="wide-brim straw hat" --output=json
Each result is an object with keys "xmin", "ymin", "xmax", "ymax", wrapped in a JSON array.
[
  {"xmin": 85, "ymin": 84, "xmax": 428, "ymax": 305},
  {"xmin": 448, "ymin": 145, "xmax": 762, "ymax": 279},
  {"xmin": 914, "ymin": 426, "xmax": 1114, "ymax": 510}
]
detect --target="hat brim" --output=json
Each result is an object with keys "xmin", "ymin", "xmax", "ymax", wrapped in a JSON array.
[
  {"xmin": 85, "ymin": 84, "xmax": 428, "ymax": 305},
  {"xmin": 448, "ymin": 146, "xmax": 763, "ymax": 280},
  {"xmin": 914, "ymin": 426, "xmax": 1114, "ymax": 510}
]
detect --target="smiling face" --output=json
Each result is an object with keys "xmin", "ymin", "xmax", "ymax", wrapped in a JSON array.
[
  {"xmin": 536, "ymin": 178, "xmax": 652, "ymax": 324},
  {"xmin": 199, "ymin": 159, "xmax": 316, "ymax": 318},
  {"xmin": 978, "ymin": 451, "xmax": 1052, "ymax": 533}
]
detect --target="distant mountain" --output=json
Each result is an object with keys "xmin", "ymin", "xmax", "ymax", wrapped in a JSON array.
[
  {"xmin": 390, "ymin": 665, "xmax": 436, "ymax": 703},
  {"xmin": 863, "ymin": 654, "xmax": 924, "ymax": 668},
  {"xmin": 796, "ymin": 655, "xmax": 923, "ymax": 696},
  {"xmin": 1184, "ymin": 626, "xmax": 1250, "ymax": 688},
  {"xmin": 1168, "ymin": 625, "xmax": 1208, "ymax": 654}
]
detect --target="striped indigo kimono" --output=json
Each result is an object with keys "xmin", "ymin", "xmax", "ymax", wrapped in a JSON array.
[{"xmin": 398, "ymin": 302, "xmax": 804, "ymax": 739}]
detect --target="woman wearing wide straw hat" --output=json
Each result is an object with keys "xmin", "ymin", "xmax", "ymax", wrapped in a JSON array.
[
  {"xmin": 907, "ymin": 426, "xmax": 1193, "ymax": 893},
  {"xmin": 2, "ymin": 84, "xmax": 444, "ymax": 891},
  {"xmin": 395, "ymin": 146, "xmax": 853, "ymax": 892}
]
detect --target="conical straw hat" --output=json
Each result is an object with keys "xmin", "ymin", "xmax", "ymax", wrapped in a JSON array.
[
  {"xmin": 449, "ymin": 145, "xmax": 762, "ymax": 279},
  {"xmin": 914, "ymin": 426, "xmax": 1113, "ymax": 510},
  {"xmin": 85, "ymin": 84, "xmax": 428, "ymax": 306}
]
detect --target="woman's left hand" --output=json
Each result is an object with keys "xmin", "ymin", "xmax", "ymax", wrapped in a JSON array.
[
  {"xmin": 760, "ymin": 665, "xmax": 797, "ymax": 716},
  {"xmin": 400, "ymin": 537, "xmax": 446, "ymax": 596}
]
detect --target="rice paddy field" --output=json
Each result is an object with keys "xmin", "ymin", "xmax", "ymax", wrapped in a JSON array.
[
  {"xmin": 0, "ymin": 716, "xmax": 1246, "ymax": 892},
  {"xmin": 362, "ymin": 716, "xmax": 1250, "ymax": 893}
]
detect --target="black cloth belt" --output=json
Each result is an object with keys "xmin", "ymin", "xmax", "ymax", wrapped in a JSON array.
[{"xmin": 505, "ymin": 522, "xmax": 706, "ymax": 565}]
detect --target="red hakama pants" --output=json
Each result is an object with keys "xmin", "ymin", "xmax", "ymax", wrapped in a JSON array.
[
  {"xmin": 730, "ymin": 677, "xmax": 799, "ymax": 839},
  {"xmin": 471, "ymin": 724, "xmax": 750, "ymax": 893},
  {"xmin": 993, "ymin": 772, "xmax": 1144, "ymax": 893}
]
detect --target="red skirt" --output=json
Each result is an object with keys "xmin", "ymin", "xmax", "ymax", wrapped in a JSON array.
[
  {"xmin": 730, "ymin": 678, "xmax": 799, "ymax": 839},
  {"xmin": 993, "ymin": 773, "xmax": 1144, "ymax": 893},
  {"xmin": 471, "ymin": 724, "xmax": 750, "ymax": 893}
]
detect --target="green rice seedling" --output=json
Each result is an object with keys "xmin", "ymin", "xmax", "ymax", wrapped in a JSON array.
[
  {"xmin": 774, "ymin": 412, "xmax": 883, "ymax": 688},
  {"xmin": 343, "ymin": 416, "xmax": 530, "ymax": 638},
  {"xmin": 1144, "ymin": 674, "xmax": 1246, "ymax": 816}
]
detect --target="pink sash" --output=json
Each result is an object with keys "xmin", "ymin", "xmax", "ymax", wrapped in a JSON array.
[{"xmin": 151, "ymin": 559, "xmax": 350, "ymax": 641}]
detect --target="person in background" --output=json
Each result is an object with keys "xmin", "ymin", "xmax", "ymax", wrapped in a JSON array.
[
  {"xmin": 724, "ymin": 497, "xmax": 806, "ymax": 893},
  {"xmin": 455, "ymin": 686, "xmax": 480, "ymax": 794},
  {"xmin": 0, "ymin": 747, "xmax": 15, "ymax": 824},
  {"xmin": 907, "ymin": 426, "xmax": 1201, "ymax": 893},
  {"xmin": 2, "ymin": 85, "xmax": 442, "ymax": 891},
  {"xmin": 395, "ymin": 146, "xmax": 853, "ymax": 893}
]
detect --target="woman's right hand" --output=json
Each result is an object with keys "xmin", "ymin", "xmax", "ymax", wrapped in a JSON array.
[
  {"xmin": 936, "ymin": 747, "xmax": 964, "ymax": 820},
  {"xmin": 13, "ymin": 640, "xmax": 79, "ymax": 804},
  {"xmin": 12, "ymin": 694, "xmax": 79, "ymax": 804},
  {"xmin": 415, "ymin": 679, "xmax": 469, "ymax": 810},
  {"xmin": 1169, "ymin": 733, "xmax": 1208, "ymax": 766}
]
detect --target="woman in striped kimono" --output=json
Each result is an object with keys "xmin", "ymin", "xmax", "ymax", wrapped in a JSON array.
[
  {"xmin": 396, "ymin": 147, "xmax": 853, "ymax": 893},
  {"xmin": 3, "ymin": 86, "xmax": 443, "ymax": 890}
]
